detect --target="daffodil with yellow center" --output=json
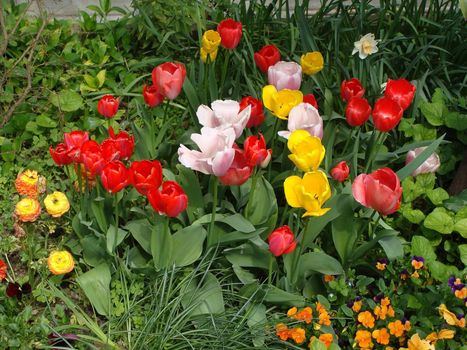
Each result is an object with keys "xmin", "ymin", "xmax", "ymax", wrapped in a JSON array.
[
  {"xmin": 262, "ymin": 85, "xmax": 303, "ymax": 120},
  {"xmin": 284, "ymin": 170, "xmax": 331, "ymax": 217},
  {"xmin": 48, "ymin": 250, "xmax": 74, "ymax": 275},
  {"xmin": 44, "ymin": 191, "xmax": 70, "ymax": 218},
  {"xmin": 202, "ymin": 30, "xmax": 221, "ymax": 53},
  {"xmin": 287, "ymin": 130, "xmax": 325, "ymax": 172},
  {"xmin": 300, "ymin": 51, "xmax": 324, "ymax": 75},
  {"xmin": 15, "ymin": 197, "xmax": 41, "ymax": 222},
  {"xmin": 200, "ymin": 47, "xmax": 218, "ymax": 63}
]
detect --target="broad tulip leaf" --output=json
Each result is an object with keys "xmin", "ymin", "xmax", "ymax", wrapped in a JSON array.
[
  {"xmin": 299, "ymin": 252, "xmax": 344, "ymax": 276},
  {"xmin": 378, "ymin": 235, "xmax": 403, "ymax": 261},
  {"xmin": 218, "ymin": 213, "xmax": 255, "ymax": 233},
  {"xmin": 171, "ymin": 224, "xmax": 206, "ymax": 267},
  {"xmin": 264, "ymin": 285, "xmax": 305, "ymax": 307},
  {"xmin": 224, "ymin": 241, "xmax": 274, "ymax": 270},
  {"xmin": 151, "ymin": 219, "xmax": 173, "ymax": 270},
  {"xmin": 244, "ymin": 176, "xmax": 278, "ymax": 233},
  {"xmin": 80, "ymin": 235, "xmax": 107, "ymax": 267},
  {"xmin": 247, "ymin": 303, "xmax": 267, "ymax": 347},
  {"xmin": 76, "ymin": 263, "xmax": 111, "ymax": 316},
  {"xmin": 106, "ymin": 225, "xmax": 128, "ymax": 254},
  {"xmin": 411, "ymin": 236, "xmax": 436, "ymax": 263},
  {"xmin": 182, "ymin": 273, "xmax": 224, "ymax": 316},
  {"xmin": 331, "ymin": 195, "xmax": 357, "ymax": 266},
  {"xmin": 125, "ymin": 219, "xmax": 152, "ymax": 253}
]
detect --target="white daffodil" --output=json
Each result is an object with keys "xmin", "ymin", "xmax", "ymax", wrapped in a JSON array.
[{"xmin": 352, "ymin": 33, "xmax": 380, "ymax": 59}]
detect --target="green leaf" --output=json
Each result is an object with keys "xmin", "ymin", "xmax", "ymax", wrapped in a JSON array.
[
  {"xmin": 84, "ymin": 74, "xmax": 98, "ymax": 89},
  {"xmin": 427, "ymin": 188, "xmax": 449, "ymax": 205},
  {"xmin": 402, "ymin": 177, "xmax": 423, "ymax": 202},
  {"xmin": 224, "ymin": 241, "xmax": 273, "ymax": 270},
  {"xmin": 420, "ymin": 100, "xmax": 444, "ymax": 126},
  {"xmin": 444, "ymin": 189, "xmax": 467, "ymax": 212},
  {"xmin": 411, "ymin": 236, "xmax": 436, "ymax": 263},
  {"xmin": 171, "ymin": 224, "xmax": 206, "ymax": 267},
  {"xmin": 125, "ymin": 219, "xmax": 152, "ymax": 253},
  {"xmin": 247, "ymin": 303, "xmax": 266, "ymax": 347},
  {"xmin": 36, "ymin": 114, "xmax": 57, "ymax": 128},
  {"xmin": 427, "ymin": 261, "xmax": 458, "ymax": 282},
  {"xmin": 151, "ymin": 219, "xmax": 173, "ymax": 270},
  {"xmin": 218, "ymin": 213, "xmax": 255, "ymax": 233},
  {"xmin": 80, "ymin": 235, "xmax": 106, "ymax": 267},
  {"xmin": 176, "ymin": 165, "xmax": 204, "ymax": 223},
  {"xmin": 299, "ymin": 252, "xmax": 344, "ymax": 276},
  {"xmin": 182, "ymin": 273, "xmax": 224, "ymax": 316},
  {"xmin": 331, "ymin": 196, "xmax": 357, "ymax": 266},
  {"xmin": 49, "ymin": 90, "xmax": 83, "ymax": 112},
  {"xmin": 454, "ymin": 218, "xmax": 467, "ymax": 238},
  {"xmin": 396, "ymin": 134, "xmax": 445, "ymax": 181},
  {"xmin": 91, "ymin": 201, "xmax": 107, "ymax": 233},
  {"xmin": 459, "ymin": 245, "xmax": 467, "ymax": 266},
  {"xmin": 445, "ymin": 112, "xmax": 467, "ymax": 131},
  {"xmin": 401, "ymin": 205, "xmax": 425, "ymax": 224},
  {"xmin": 424, "ymin": 208, "xmax": 454, "ymax": 234},
  {"xmin": 76, "ymin": 263, "xmax": 111, "ymax": 316},
  {"xmin": 264, "ymin": 285, "xmax": 305, "ymax": 307},
  {"xmin": 244, "ymin": 176, "xmax": 278, "ymax": 232},
  {"xmin": 378, "ymin": 235, "xmax": 403, "ymax": 260},
  {"xmin": 309, "ymin": 339, "xmax": 328, "ymax": 350},
  {"xmin": 96, "ymin": 69, "xmax": 106, "ymax": 88},
  {"xmin": 106, "ymin": 225, "xmax": 128, "ymax": 254}
]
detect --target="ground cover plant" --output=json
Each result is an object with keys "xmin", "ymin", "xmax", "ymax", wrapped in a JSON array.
[{"xmin": 0, "ymin": 0, "xmax": 466, "ymax": 349}]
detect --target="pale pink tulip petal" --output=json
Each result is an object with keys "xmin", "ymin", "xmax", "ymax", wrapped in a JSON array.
[
  {"xmin": 352, "ymin": 174, "xmax": 369, "ymax": 207},
  {"xmin": 196, "ymin": 105, "xmax": 218, "ymax": 128},
  {"xmin": 211, "ymin": 148, "xmax": 235, "ymax": 176}
]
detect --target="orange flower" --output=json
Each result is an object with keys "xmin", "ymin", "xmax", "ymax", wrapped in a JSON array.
[
  {"xmin": 319, "ymin": 310, "xmax": 331, "ymax": 326},
  {"xmin": 15, "ymin": 197, "xmax": 41, "ymax": 222},
  {"xmin": 0, "ymin": 259, "xmax": 7, "ymax": 281},
  {"xmin": 376, "ymin": 262, "xmax": 386, "ymax": 271},
  {"xmin": 455, "ymin": 287, "xmax": 467, "ymax": 299},
  {"xmin": 411, "ymin": 271, "xmax": 420, "ymax": 279},
  {"xmin": 287, "ymin": 307, "xmax": 298, "ymax": 317},
  {"xmin": 388, "ymin": 320, "xmax": 405, "ymax": 337},
  {"xmin": 319, "ymin": 333, "xmax": 334, "ymax": 348},
  {"xmin": 426, "ymin": 329, "xmax": 455, "ymax": 343},
  {"xmin": 295, "ymin": 307, "xmax": 313, "ymax": 324},
  {"xmin": 355, "ymin": 329, "xmax": 373, "ymax": 349},
  {"xmin": 381, "ymin": 297, "xmax": 391, "ymax": 307},
  {"xmin": 374, "ymin": 305, "xmax": 387, "ymax": 320},
  {"xmin": 403, "ymin": 320, "xmax": 411, "ymax": 331},
  {"xmin": 289, "ymin": 327, "xmax": 306, "ymax": 344},
  {"xmin": 387, "ymin": 306, "xmax": 395, "ymax": 318},
  {"xmin": 352, "ymin": 300, "xmax": 362, "ymax": 313},
  {"xmin": 372, "ymin": 328, "xmax": 390, "ymax": 345},
  {"xmin": 276, "ymin": 323, "xmax": 290, "ymax": 341},
  {"xmin": 358, "ymin": 311, "xmax": 375, "ymax": 329},
  {"xmin": 316, "ymin": 302, "xmax": 325, "ymax": 313},
  {"xmin": 15, "ymin": 170, "xmax": 39, "ymax": 197},
  {"xmin": 324, "ymin": 274, "xmax": 335, "ymax": 282}
]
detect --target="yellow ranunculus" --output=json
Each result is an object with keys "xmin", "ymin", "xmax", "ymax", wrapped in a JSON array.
[
  {"xmin": 300, "ymin": 52, "xmax": 324, "ymax": 75},
  {"xmin": 202, "ymin": 30, "xmax": 221, "ymax": 53},
  {"xmin": 284, "ymin": 171, "xmax": 331, "ymax": 217},
  {"xmin": 287, "ymin": 130, "xmax": 325, "ymax": 172},
  {"xmin": 15, "ymin": 197, "xmax": 41, "ymax": 222},
  {"xmin": 44, "ymin": 191, "xmax": 70, "ymax": 218},
  {"xmin": 48, "ymin": 250, "xmax": 74, "ymax": 275},
  {"xmin": 262, "ymin": 85, "xmax": 303, "ymax": 120},
  {"xmin": 200, "ymin": 47, "xmax": 218, "ymax": 63}
]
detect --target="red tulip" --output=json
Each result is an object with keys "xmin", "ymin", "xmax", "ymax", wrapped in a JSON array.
[
  {"xmin": 147, "ymin": 180, "xmax": 188, "ymax": 217},
  {"xmin": 49, "ymin": 143, "xmax": 73, "ymax": 166},
  {"xmin": 108, "ymin": 127, "xmax": 134, "ymax": 160},
  {"xmin": 217, "ymin": 18, "xmax": 243, "ymax": 49},
  {"xmin": 384, "ymin": 78, "xmax": 416, "ymax": 110},
  {"xmin": 352, "ymin": 167, "xmax": 402, "ymax": 215},
  {"xmin": 345, "ymin": 97, "xmax": 372, "ymax": 127},
  {"xmin": 244, "ymin": 134, "xmax": 272, "ymax": 168},
  {"xmin": 97, "ymin": 95, "xmax": 119, "ymax": 118},
  {"xmin": 152, "ymin": 62, "xmax": 186, "ymax": 100},
  {"xmin": 254, "ymin": 44, "xmax": 281, "ymax": 73},
  {"xmin": 64, "ymin": 131, "xmax": 89, "ymax": 162},
  {"xmin": 129, "ymin": 160, "xmax": 163, "ymax": 195},
  {"xmin": 219, "ymin": 147, "xmax": 252, "ymax": 186},
  {"xmin": 239, "ymin": 96, "xmax": 265, "ymax": 128},
  {"xmin": 143, "ymin": 84, "xmax": 164, "ymax": 108},
  {"xmin": 303, "ymin": 94, "xmax": 318, "ymax": 110},
  {"xmin": 101, "ymin": 138, "xmax": 121, "ymax": 163},
  {"xmin": 330, "ymin": 161, "xmax": 350, "ymax": 182},
  {"xmin": 81, "ymin": 140, "xmax": 106, "ymax": 176},
  {"xmin": 267, "ymin": 225, "xmax": 296, "ymax": 257},
  {"xmin": 372, "ymin": 97, "xmax": 403, "ymax": 132},
  {"xmin": 341, "ymin": 78, "xmax": 365, "ymax": 102},
  {"xmin": 100, "ymin": 160, "xmax": 129, "ymax": 193}
]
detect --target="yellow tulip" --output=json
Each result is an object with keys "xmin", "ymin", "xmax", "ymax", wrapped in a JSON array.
[
  {"xmin": 300, "ymin": 52, "xmax": 324, "ymax": 75},
  {"xmin": 284, "ymin": 171, "xmax": 331, "ymax": 217},
  {"xmin": 44, "ymin": 191, "xmax": 70, "ymax": 218},
  {"xmin": 287, "ymin": 130, "xmax": 325, "ymax": 172},
  {"xmin": 202, "ymin": 30, "xmax": 221, "ymax": 53},
  {"xmin": 48, "ymin": 250, "xmax": 74, "ymax": 275},
  {"xmin": 262, "ymin": 85, "xmax": 303, "ymax": 120},
  {"xmin": 200, "ymin": 47, "xmax": 218, "ymax": 63}
]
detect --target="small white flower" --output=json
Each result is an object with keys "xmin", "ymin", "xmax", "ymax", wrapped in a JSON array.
[{"xmin": 352, "ymin": 33, "xmax": 380, "ymax": 59}]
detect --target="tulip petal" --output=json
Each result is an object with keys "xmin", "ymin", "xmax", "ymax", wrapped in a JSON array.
[
  {"xmin": 211, "ymin": 148, "xmax": 235, "ymax": 176},
  {"xmin": 211, "ymin": 100, "xmax": 240, "ymax": 122},
  {"xmin": 262, "ymin": 85, "xmax": 277, "ymax": 111},
  {"xmin": 352, "ymin": 174, "xmax": 369, "ymax": 207},
  {"xmin": 196, "ymin": 105, "xmax": 217, "ymax": 127},
  {"xmin": 284, "ymin": 176, "xmax": 303, "ymax": 208}
]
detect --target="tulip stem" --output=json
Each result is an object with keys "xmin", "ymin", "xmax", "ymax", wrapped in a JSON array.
[
  {"xmin": 364, "ymin": 131, "xmax": 383, "ymax": 173},
  {"xmin": 113, "ymin": 194, "xmax": 119, "ymax": 255},
  {"xmin": 268, "ymin": 254, "xmax": 274, "ymax": 285},
  {"xmin": 299, "ymin": 217, "xmax": 310, "ymax": 256},
  {"xmin": 207, "ymin": 177, "xmax": 219, "ymax": 247}
]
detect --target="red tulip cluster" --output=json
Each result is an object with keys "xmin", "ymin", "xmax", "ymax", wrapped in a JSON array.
[
  {"xmin": 50, "ymin": 128, "xmax": 187, "ymax": 218},
  {"xmin": 219, "ymin": 134, "xmax": 272, "ymax": 186},
  {"xmin": 341, "ymin": 78, "xmax": 416, "ymax": 132}
]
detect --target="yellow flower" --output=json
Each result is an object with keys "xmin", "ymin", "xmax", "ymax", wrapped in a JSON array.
[
  {"xmin": 426, "ymin": 329, "xmax": 455, "ymax": 343},
  {"xmin": 287, "ymin": 130, "xmax": 325, "ymax": 172},
  {"xmin": 300, "ymin": 52, "xmax": 324, "ymax": 75},
  {"xmin": 48, "ymin": 250, "xmax": 74, "ymax": 275},
  {"xmin": 200, "ymin": 47, "xmax": 218, "ymax": 63},
  {"xmin": 404, "ymin": 334, "xmax": 435, "ymax": 350},
  {"xmin": 262, "ymin": 85, "xmax": 303, "ymax": 119},
  {"xmin": 15, "ymin": 197, "xmax": 41, "ymax": 222},
  {"xmin": 15, "ymin": 170, "xmax": 39, "ymax": 197},
  {"xmin": 438, "ymin": 304, "xmax": 465, "ymax": 328},
  {"xmin": 201, "ymin": 30, "xmax": 221, "ymax": 53},
  {"xmin": 284, "ymin": 171, "xmax": 331, "ymax": 217},
  {"xmin": 44, "ymin": 191, "xmax": 70, "ymax": 218}
]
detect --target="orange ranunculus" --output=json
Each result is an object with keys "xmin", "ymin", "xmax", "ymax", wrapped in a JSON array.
[
  {"xmin": 15, "ymin": 198, "xmax": 41, "ymax": 222},
  {"xmin": 358, "ymin": 311, "xmax": 375, "ymax": 329},
  {"xmin": 15, "ymin": 170, "xmax": 39, "ymax": 197}
]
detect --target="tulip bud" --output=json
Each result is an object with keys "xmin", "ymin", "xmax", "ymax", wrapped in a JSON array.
[
  {"xmin": 341, "ymin": 78, "xmax": 365, "ymax": 102},
  {"xmin": 345, "ymin": 97, "xmax": 372, "ymax": 127},
  {"xmin": 100, "ymin": 160, "xmax": 129, "ymax": 193},
  {"xmin": 300, "ymin": 52, "xmax": 324, "ymax": 75},
  {"xmin": 254, "ymin": 44, "xmax": 281, "ymax": 73},
  {"xmin": 217, "ymin": 18, "xmax": 243, "ymax": 49},
  {"xmin": 143, "ymin": 84, "xmax": 164, "ymax": 108},
  {"xmin": 405, "ymin": 147, "xmax": 440, "ymax": 176},
  {"xmin": 267, "ymin": 225, "xmax": 297, "ymax": 256},
  {"xmin": 97, "ymin": 95, "xmax": 119, "ymax": 118},
  {"xmin": 330, "ymin": 161, "xmax": 350, "ymax": 182},
  {"xmin": 384, "ymin": 78, "xmax": 416, "ymax": 110},
  {"xmin": 372, "ymin": 97, "xmax": 403, "ymax": 132},
  {"xmin": 303, "ymin": 94, "xmax": 318, "ymax": 110},
  {"xmin": 239, "ymin": 96, "xmax": 265, "ymax": 128},
  {"xmin": 268, "ymin": 61, "xmax": 302, "ymax": 91},
  {"xmin": 147, "ymin": 181, "xmax": 188, "ymax": 217},
  {"xmin": 152, "ymin": 62, "xmax": 186, "ymax": 100}
]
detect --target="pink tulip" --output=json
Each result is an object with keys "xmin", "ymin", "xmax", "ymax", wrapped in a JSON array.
[
  {"xmin": 196, "ymin": 100, "xmax": 250, "ymax": 139},
  {"xmin": 178, "ymin": 127, "xmax": 236, "ymax": 176},
  {"xmin": 267, "ymin": 61, "xmax": 302, "ymax": 91},
  {"xmin": 152, "ymin": 62, "xmax": 186, "ymax": 100},
  {"xmin": 405, "ymin": 147, "xmax": 440, "ymax": 176},
  {"xmin": 267, "ymin": 225, "xmax": 296, "ymax": 257},
  {"xmin": 352, "ymin": 167, "xmax": 402, "ymax": 216},
  {"xmin": 277, "ymin": 103, "xmax": 323, "ymax": 139}
]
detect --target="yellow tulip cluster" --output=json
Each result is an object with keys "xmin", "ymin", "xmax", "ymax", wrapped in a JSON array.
[
  {"xmin": 284, "ymin": 130, "xmax": 331, "ymax": 217},
  {"xmin": 200, "ymin": 30, "xmax": 221, "ymax": 63}
]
